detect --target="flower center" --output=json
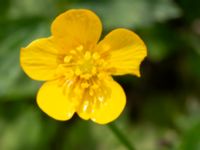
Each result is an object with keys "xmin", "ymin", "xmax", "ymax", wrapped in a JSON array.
[
  {"xmin": 57, "ymin": 45, "xmax": 111, "ymax": 113},
  {"xmin": 58, "ymin": 45, "xmax": 107, "ymax": 85},
  {"xmin": 73, "ymin": 51, "xmax": 98, "ymax": 79}
]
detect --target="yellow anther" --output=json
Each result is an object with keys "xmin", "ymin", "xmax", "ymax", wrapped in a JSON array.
[
  {"xmin": 65, "ymin": 79, "xmax": 74, "ymax": 88},
  {"xmin": 81, "ymin": 73, "xmax": 91, "ymax": 80},
  {"xmin": 64, "ymin": 55, "xmax": 72, "ymax": 63},
  {"xmin": 92, "ymin": 52, "xmax": 100, "ymax": 60},
  {"xmin": 91, "ymin": 67, "xmax": 97, "ymax": 75},
  {"xmin": 81, "ymin": 82, "xmax": 89, "ymax": 89},
  {"xmin": 76, "ymin": 45, "xmax": 83, "ymax": 51},
  {"xmin": 89, "ymin": 89, "xmax": 94, "ymax": 96},
  {"xmin": 77, "ymin": 60, "xmax": 83, "ymax": 65},
  {"xmin": 91, "ymin": 84, "xmax": 99, "ymax": 89},
  {"xmin": 75, "ymin": 68, "xmax": 82, "ymax": 76},
  {"xmin": 84, "ymin": 51, "xmax": 91, "ymax": 60},
  {"xmin": 98, "ymin": 96, "xmax": 104, "ymax": 102},
  {"xmin": 98, "ymin": 59, "xmax": 106, "ymax": 66},
  {"xmin": 70, "ymin": 50, "xmax": 76, "ymax": 54}
]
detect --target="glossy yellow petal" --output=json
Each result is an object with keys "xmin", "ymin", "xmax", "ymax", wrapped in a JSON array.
[
  {"xmin": 37, "ymin": 80, "xmax": 75, "ymax": 121},
  {"xmin": 20, "ymin": 37, "xmax": 66, "ymax": 81},
  {"xmin": 96, "ymin": 28, "xmax": 147, "ymax": 77},
  {"xmin": 51, "ymin": 9, "xmax": 102, "ymax": 50},
  {"xmin": 90, "ymin": 78, "xmax": 126, "ymax": 124},
  {"xmin": 77, "ymin": 100, "xmax": 91, "ymax": 120}
]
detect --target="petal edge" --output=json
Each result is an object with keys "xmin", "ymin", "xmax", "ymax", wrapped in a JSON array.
[
  {"xmin": 20, "ymin": 37, "xmax": 64, "ymax": 81},
  {"xmin": 37, "ymin": 80, "xmax": 75, "ymax": 121},
  {"xmin": 51, "ymin": 9, "xmax": 102, "ymax": 50},
  {"xmin": 90, "ymin": 78, "xmax": 126, "ymax": 124},
  {"xmin": 96, "ymin": 28, "xmax": 147, "ymax": 76}
]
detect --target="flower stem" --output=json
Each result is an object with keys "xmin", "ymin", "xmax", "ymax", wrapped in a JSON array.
[{"xmin": 108, "ymin": 123, "xmax": 136, "ymax": 150}]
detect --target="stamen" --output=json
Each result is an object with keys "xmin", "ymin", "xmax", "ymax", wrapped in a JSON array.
[
  {"xmin": 80, "ymin": 73, "xmax": 92, "ymax": 80},
  {"xmin": 62, "ymin": 79, "xmax": 73, "ymax": 95},
  {"xmin": 89, "ymin": 88, "xmax": 94, "ymax": 96},
  {"xmin": 57, "ymin": 43, "xmax": 113, "ymax": 113},
  {"xmin": 70, "ymin": 50, "xmax": 77, "ymax": 55},
  {"xmin": 75, "ymin": 68, "xmax": 81, "ymax": 76},
  {"xmin": 74, "ymin": 85, "xmax": 82, "ymax": 94},
  {"xmin": 84, "ymin": 51, "xmax": 91, "ymax": 60},
  {"xmin": 98, "ymin": 96, "xmax": 104, "ymax": 102},
  {"xmin": 64, "ymin": 55, "xmax": 72, "ymax": 63},
  {"xmin": 91, "ymin": 83, "xmax": 99, "ymax": 89},
  {"xmin": 98, "ymin": 59, "xmax": 106, "ymax": 66},
  {"xmin": 76, "ymin": 45, "xmax": 83, "ymax": 51},
  {"xmin": 91, "ymin": 67, "xmax": 97, "ymax": 75},
  {"xmin": 81, "ymin": 82, "xmax": 89, "ymax": 89},
  {"xmin": 92, "ymin": 52, "xmax": 100, "ymax": 60}
]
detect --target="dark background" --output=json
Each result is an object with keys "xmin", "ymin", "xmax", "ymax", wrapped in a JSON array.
[{"xmin": 0, "ymin": 0, "xmax": 200, "ymax": 149}]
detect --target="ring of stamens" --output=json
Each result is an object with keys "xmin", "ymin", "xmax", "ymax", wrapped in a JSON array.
[{"xmin": 57, "ymin": 45, "xmax": 111, "ymax": 113}]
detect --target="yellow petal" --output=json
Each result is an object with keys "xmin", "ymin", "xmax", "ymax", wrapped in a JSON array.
[
  {"xmin": 51, "ymin": 9, "xmax": 102, "ymax": 50},
  {"xmin": 90, "ymin": 78, "xmax": 126, "ymax": 124},
  {"xmin": 37, "ymin": 80, "xmax": 75, "ymax": 121},
  {"xmin": 20, "ymin": 37, "xmax": 64, "ymax": 81},
  {"xmin": 77, "ymin": 99, "xmax": 91, "ymax": 120},
  {"xmin": 96, "ymin": 28, "xmax": 147, "ymax": 77}
]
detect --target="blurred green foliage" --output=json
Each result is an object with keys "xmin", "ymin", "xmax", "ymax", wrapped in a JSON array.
[{"xmin": 0, "ymin": 0, "xmax": 200, "ymax": 150}]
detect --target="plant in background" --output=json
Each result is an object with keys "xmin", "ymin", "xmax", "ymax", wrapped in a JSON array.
[{"xmin": 20, "ymin": 9, "xmax": 147, "ymax": 125}]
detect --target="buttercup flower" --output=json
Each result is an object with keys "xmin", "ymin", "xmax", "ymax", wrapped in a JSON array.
[{"xmin": 20, "ymin": 9, "xmax": 147, "ymax": 124}]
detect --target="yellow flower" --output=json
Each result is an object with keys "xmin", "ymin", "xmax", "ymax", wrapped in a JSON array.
[{"xmin": 20, "ymin": 9, "xmax": 147, "ymax": 124}]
